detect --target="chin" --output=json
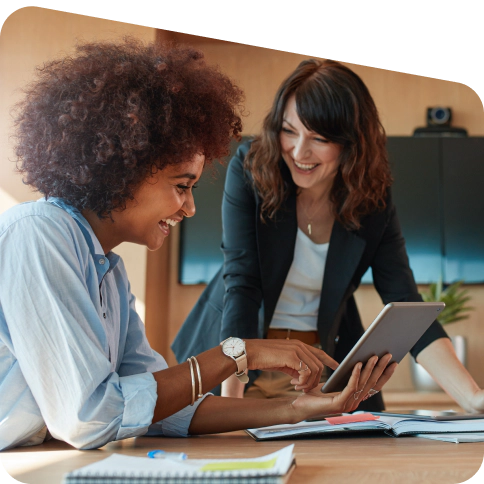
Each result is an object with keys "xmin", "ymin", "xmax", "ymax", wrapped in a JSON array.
[
  {"xmin": 292, "ymin": 176, "xmax": 315, "ymax": 189},
  {"xmin": 147, "ymin": 239, "xmax": 165, "ymax": 251}
]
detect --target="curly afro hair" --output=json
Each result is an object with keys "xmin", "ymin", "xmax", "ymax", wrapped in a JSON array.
[{"xmin": 13, "ymin": 37, "xmax": 243, "ymax": 218}]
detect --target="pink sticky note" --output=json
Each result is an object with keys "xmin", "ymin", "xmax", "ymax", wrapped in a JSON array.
[{"xmin": 326, "ymin": 413, "xmax": 380, "ymax": 425}]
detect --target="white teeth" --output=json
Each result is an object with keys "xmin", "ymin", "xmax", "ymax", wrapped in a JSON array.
[
  {"xmin": 160, "ymin": 219, "xmax": 178, "ymax": 227},
  {"xmin": 295, "ymin": 161, "xmax": 317, "ymax": 171}
]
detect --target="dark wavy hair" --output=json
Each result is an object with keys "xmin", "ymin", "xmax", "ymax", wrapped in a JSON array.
[
  {"xmin": 245, "ymin": 59, "xmax": 392, "ymax": 230},
  {"xmin": 13, "ymin": 38, "xmax": 243, "ymax": 218}
]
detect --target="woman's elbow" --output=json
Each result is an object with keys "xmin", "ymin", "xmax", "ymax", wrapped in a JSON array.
[{"xmin": 50, "ymin": 420, "xmax": 118, "ymax": 450}]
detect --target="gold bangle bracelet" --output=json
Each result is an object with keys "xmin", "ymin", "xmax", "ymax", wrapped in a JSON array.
[
  {"xmin": 191, "ymin": 356, "xmax": 203, "ymax": 400},
  {"xmin": 187, "ymin": 357, "xmax": 196, "ymax": 405}
]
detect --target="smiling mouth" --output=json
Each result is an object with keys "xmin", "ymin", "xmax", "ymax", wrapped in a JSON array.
[
  {"xmin": 294, "ymin": 160, "xmax": 319, "ymax": 172},
  {"xmin": 158, "ymin": 218, "xmax": 179, "ymax": 236},
  {"xmin": 160, "ymin": 218, "xmax": 178, "ymax": 227}
]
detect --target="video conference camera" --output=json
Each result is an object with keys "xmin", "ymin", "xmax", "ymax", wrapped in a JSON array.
[{"xmin": 414, "ymin": 106, "xmax": 467, "ymax": 137}]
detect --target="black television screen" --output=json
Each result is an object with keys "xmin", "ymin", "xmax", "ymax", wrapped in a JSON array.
[
  {"xmin": 179, "ymin": 137, "xmax": 484, "ymax": 285},
  {"xmin": 361, "ymin": 137, "xmax": 443, "ymax": 284},
  {"xmin": 179, "ymin": 138, "xmax": 250, "ymax": 285},
  {"xmin": 441, "ymin": 138, "xmax": 484, "ymax": 282}
]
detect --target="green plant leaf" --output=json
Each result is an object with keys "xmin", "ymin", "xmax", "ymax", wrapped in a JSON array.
[{"xmin": 421, "ymin": 279, "xmax": 473, "ymax": 325}]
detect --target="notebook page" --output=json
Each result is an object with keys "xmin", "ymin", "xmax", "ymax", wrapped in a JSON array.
[{"xmin": 67, "ymin": 444, "xmax": 294, "ymax": 478}]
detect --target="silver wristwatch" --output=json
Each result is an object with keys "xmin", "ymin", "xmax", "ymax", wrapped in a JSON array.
[{"xmin": 220, "ymin": 337, "xmax": 249, "ymax": 383}]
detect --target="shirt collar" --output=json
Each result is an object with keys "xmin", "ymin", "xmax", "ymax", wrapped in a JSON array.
[{"xmin": 40, "ymin": 197, "xmax": 121, "ymax": 283}]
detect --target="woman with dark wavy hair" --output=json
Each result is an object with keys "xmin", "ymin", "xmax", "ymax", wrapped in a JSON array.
[
  {"xmin": 174, "ymin": 59, "xmax": 484, "ymax": 413},
  {"xmin": 0, "ymin": 40, "xmax": 395, "ymax": 451}
]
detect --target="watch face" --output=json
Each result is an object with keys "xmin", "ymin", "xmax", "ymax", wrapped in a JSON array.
[{"xmin": 222, "ymin": 337, "xmax": 245, "ymax": 357}]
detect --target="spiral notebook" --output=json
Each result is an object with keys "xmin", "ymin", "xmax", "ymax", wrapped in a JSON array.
[{"xmin": 63, "ymin": 444, "xmax": 295, "ymax": 484}]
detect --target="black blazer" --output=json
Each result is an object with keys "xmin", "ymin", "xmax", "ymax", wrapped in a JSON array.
[{"xmin": 172, "ymin": 142, "xmax": 448, "ymax": 405}]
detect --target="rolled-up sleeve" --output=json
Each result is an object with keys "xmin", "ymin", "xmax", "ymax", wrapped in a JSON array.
[
  {"xmin": 114, "ymin": 373, "xmax": 158, "ymax": 440},
  {"xmin": 146, "ymin": 394, "xmax": 212, "ymax": 437}
]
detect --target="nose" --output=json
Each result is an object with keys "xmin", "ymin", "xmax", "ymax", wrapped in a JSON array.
[
  {"xmin": 292, "ymin": 135, "xmax": 311, "ymax": 161},
  {"xmin": 182, "ymin": 190, "xmax": 196, "ymax": 218}
]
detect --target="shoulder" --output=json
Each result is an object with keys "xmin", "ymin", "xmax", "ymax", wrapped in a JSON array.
[
  {"xmin": 225, "ymin": 139, "xmax": 256, "ymax": 191},
  {"xmin": 363, "ymin": 187, "xmax": 395, "ymax": 220},
  {"xmin": 356, "ymin": 188, "xmax": 396, "ymax": 237},
  {"xmin": 1, "ymin": 199, "xmax": 69, "ymax": 226},
  {"xmin": 381, "ymin": 187, "xmax": 397, "ymax": 224},
  {"xmin": 234, "ymin": 138, "xmax": 253, "ymax": 160},
  {"xmin": 227, "ymin": 139, "xmax": 253, "ymax": 173},
  {"xmin": 384, "ymin": 187, "xmax": 396, "ymax": 210},
  {"xmin": 0, "ymin": 199, "xmax": 85, "ymax": 247}
]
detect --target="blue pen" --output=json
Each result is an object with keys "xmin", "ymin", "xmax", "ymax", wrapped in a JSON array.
[{"xmin": 147, "ymin": 450, "xmax": 188, "ymax": 460}]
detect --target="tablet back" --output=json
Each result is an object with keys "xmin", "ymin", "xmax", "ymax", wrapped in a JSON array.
[{"xmin": 321, "ymin": 302, "xmax": 445, "ymax": 393}]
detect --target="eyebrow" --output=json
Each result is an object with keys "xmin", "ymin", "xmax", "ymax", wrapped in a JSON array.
[
  {"xmin": 283, "ymin": 118, "xmax": 324, "ymax": 138},
  {"xmin": 170, "ymin": 173, "xmax": 198, "ymax": 180},
  {"xmin": 282, "ymin": 118, "xmax": 296, "ymax": 129}
]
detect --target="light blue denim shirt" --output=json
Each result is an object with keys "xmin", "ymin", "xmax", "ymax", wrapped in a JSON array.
[{"xmin": 0, "ymin": 198, "xmax": 207, "ymax": 451}]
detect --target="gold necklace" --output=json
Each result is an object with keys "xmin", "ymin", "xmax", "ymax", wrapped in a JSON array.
[{"xmin": 301, "ymin": 200, "xmax": 323, "ymax": 235}]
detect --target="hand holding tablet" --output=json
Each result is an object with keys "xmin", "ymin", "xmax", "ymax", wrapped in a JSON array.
[{"xmin": 321, "ymin": 302, "xmax": 445, "ymax": 394}]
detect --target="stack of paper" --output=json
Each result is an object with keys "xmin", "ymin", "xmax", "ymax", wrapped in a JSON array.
[
  {"xmin": 246, "ymin": 413, "xmax": 484, "ymax": 441},
  {"xmin": 415, "ymin": 433, "xmax": 484, "ymax": 443}
]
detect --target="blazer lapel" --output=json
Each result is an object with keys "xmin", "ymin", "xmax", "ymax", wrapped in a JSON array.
[{"xmin": 318, "ymin": 221, "xmax": 366, "ymax": 354}]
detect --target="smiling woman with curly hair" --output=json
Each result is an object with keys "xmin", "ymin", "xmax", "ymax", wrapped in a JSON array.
[
  {"xmin": 0, "ymin": 38, "xmax": 392, "ymax": 452},
  {"xmin": 14, "ymin": 38, "xmax": 242, "ymax": 217}
]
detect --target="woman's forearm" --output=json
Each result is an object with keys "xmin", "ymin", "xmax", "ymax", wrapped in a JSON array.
[
  {"xmin": 188, "ymin": 395, "xmax": 296, "ymax": 434},
  {"xmin": 416, "ymin": 338, "xmax": 480, "ymax": 412},
  {"xmin": 152, "ymin": 338, "xmax": 339, "ymax": 424}
]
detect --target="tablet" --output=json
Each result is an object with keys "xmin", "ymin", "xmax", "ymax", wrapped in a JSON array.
[{"xmin": 321, "ymin": 302, "xmax": 445, "ymax": 393}]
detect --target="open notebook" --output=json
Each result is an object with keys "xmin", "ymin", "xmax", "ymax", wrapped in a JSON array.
[
  {"xmin": 246, "ymin": 414, "xmax": 484, "ymax": 441},
  {"xmin": 63, "ymin": 444, "xmax": 295, "ymax": 484}
]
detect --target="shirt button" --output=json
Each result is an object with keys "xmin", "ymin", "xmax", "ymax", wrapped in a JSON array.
[
  {"xmin": 103, "ymin": 313, "xmax": 106, "ymax": 319},
  {"xmin": 99, "ymin": 258, "xmax": 105, "ymax": 265},
  {"xmin": 335, "ymin": 335, "xmax": 340, "ymax": 343}
]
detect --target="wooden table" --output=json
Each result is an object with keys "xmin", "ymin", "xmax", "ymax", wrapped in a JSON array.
[
  {"xmin": 384, "ymin": 391, "xmax": 465, "ymax": 413},
  {"xmin": 2, "ymin": 430, "xmax": 483, "ymax": 484}
]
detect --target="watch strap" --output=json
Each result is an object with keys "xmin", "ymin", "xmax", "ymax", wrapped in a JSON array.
[
  {"xmin": 234, "ymin": 352, "xmax": 247, "ymax": 375},
  {"xmin": 235, "ymin": 370, "xmax": 249, "ymax": 384}
]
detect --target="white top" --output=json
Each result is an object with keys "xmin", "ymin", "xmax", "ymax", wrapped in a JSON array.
[{"xmin": 269, "ymin": 228, "xmax": 328, "ymax": 332}]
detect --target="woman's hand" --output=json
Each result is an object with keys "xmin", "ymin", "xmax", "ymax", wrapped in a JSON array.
[
  {"xmin": 244, "ymin": 339, "xmax": 339, "ymax": 393},
  {"xmin": 355, "ymin": 354, "xmax": 398, "ymax": 404},
  {"xmin": 465, "ymin": 390, "xmax": 484, "ymax": 414},
  {"xmin": 290, "ymin": 354, "xmax": 398, "ymax": 421}
]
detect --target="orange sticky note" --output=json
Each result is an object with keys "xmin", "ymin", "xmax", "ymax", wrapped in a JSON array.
[{"xmin": 326, "ymin": 413, "xmax": 380, "ymax": 425}]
